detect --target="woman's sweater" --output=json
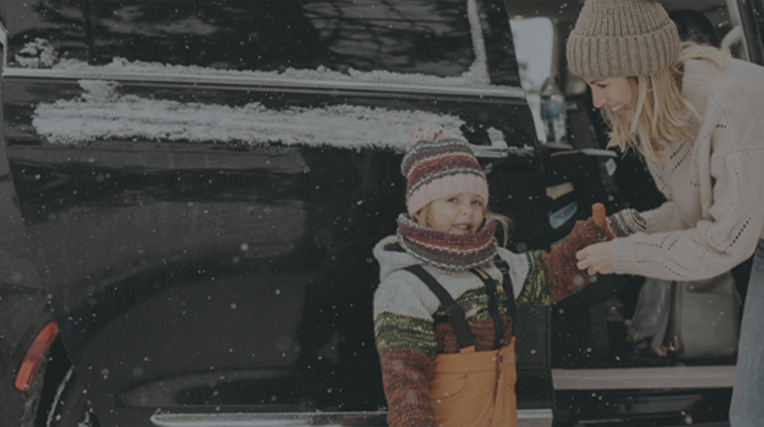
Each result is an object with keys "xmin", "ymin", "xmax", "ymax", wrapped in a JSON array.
[{"xmin": 610, "ymin": 58, "xmax": 764, "ymax": 281}]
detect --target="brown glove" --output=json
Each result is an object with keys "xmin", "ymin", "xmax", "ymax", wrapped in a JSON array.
[{"xmin": 541, "ymin": 203, "xmax": 613, "ymax": 302}]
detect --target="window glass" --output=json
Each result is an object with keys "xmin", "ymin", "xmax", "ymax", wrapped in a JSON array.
[
  {"xmin": 89, "ymin": 0, "xmax": 475, "ymax": 77},
  {"xmin": 510, "ymin": 17, "xmax": 553, "ymax": 142}
]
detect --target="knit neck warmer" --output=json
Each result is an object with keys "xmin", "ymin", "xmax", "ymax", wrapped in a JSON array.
[{"xmin": 396, "ymin": 213, "xmax": 497, "ymax": 272}]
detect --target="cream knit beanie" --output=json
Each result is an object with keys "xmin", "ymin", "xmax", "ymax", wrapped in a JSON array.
[{"xmin": 566, "ymin": 0, "xmax": 680, "ymax": 78}]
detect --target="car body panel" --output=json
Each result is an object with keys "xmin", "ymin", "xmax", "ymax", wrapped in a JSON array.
[{"xmin": 4, "ymin": 80, "xmax": 549, "ymax": 425}]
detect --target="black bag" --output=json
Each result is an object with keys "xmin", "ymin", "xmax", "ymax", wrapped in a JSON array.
[{"xmin": 627, "ymin": 271, "xmax": 741, "ymax": 359}]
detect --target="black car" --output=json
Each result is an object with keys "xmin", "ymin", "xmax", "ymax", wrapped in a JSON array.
[{"xmin": 0, "ymin": 1, "xmax": 762, "ymax": 426}]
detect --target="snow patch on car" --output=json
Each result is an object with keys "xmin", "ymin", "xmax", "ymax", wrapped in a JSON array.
[
  {"xmin": 15, "ymin": 38, "xmax": 58, "ymax": 68},
  {"xmin": 33, "ymin": 80, "xmax": 480, "ymax": 149},
  {"xmin": 52, "ymin": 55, "xmax": 494, "ymax": 89}
]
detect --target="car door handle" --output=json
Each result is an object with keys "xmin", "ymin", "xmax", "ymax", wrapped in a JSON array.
[{"xmin": 580, "ymin": 148, "xmax": 618, "ymax": 158}]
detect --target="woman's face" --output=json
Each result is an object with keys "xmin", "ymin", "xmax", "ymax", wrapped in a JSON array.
[
  {"xmin": 417, "ymin": 193, "xmax": 485, "ymax": 234},
  {"xmin": 584, "ymin": 77, "xmax": 638, "ymax": 118}
]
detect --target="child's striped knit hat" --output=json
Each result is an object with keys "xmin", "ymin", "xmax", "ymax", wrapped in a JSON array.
[{"xmin": 402, "ymin": 126, "xmax": 489, "ymax": 216}]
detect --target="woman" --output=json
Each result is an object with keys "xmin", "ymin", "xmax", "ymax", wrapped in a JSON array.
[{"xmin": 566, "ymin": 0, "xmax": 764, "ymax": 425}]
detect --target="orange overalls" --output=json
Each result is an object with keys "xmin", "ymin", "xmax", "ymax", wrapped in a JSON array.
[
  {"xmin": 429, "ymin": 339, "xmax": 517, "ymax": 427},
  {"xmin": 405, "ymin": 262, "xmax": 518, "ymax": 427}
]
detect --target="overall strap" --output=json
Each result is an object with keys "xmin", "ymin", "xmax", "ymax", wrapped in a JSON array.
[
  {"xmin": 403, "ymin": 265, "xmax": 474, "ymax": 350},
  {"xmin": 470, "ymin": 268, "xmax": 504, "ymax": 349},
  {"xmin": 494, "ymin": 256, "xmax": 517, "ymax": 336}
]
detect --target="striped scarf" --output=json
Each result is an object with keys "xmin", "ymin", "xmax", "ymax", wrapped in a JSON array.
[{"xmin": 396, "ymin": 213, "xmax": 498, "ymax": 272}]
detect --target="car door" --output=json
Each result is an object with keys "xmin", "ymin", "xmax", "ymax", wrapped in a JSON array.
[
  {"xmin": 509, "ymin": 0, "xmax": 764, "ymax": 425},
  {"xmin": 739, "ymin": 0, "xmax": 764, "ymax": 65}
]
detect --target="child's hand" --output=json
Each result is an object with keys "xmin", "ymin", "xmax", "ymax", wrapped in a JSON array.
[
  {"xmin": 590, "ymin": 203, "xmax": 614, "ymax": 241},
  {"xmin": 540, "ymin": 203, "xmax": 613, "ymax": 301},
  {"xmin": 576, "ymin": 242, "xmax": 613, "ymax": 275},
  {"xmin": 576, "ymin": 204, "xmax": 641, "ymax": 275}
]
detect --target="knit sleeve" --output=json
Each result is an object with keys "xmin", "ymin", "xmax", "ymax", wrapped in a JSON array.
[
  {"xmin": 639, "ymin": 200, "xmax": 689, "ymax": 233},
  {"xmin": 514, "ymin": 251, "xmax": 555, "ymax": 306},
  {"xmin": 373, "ymin": 278, "xmax": 437, "ymax": 427},
  {"xmin": 494, "ymin": 247, "xmax": 556, "ymax": 306},
  {"xmin": 377, "ymin": 348, "xmax": 435, "ymax": 427},
  {"xmin": 607, "ymin": 208, "xmax": 646, "ymax": 237},
  {"xmin": 611, "ymin": 149, "xmax": 764, "ymax": 280}
]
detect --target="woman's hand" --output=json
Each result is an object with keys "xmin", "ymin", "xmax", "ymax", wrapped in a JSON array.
[{"xmin": 576, "ymin": 242, "xmax": 614, "ymax": 275}]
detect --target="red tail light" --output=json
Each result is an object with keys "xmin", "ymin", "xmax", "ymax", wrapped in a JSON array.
[{"xmin": 14, "ymin": 322, "xmax": 58, "ymax": 392}]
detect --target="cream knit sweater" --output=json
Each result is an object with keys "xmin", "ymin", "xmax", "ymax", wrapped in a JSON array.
[{"xmin": 610, "ymin": 57, "xmax": 764, "ymax": 281}]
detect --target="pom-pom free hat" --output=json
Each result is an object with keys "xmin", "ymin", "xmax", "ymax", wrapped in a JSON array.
[{"xmin": 566, "ymin": 0, "xmax": 681, "ymax": 78}]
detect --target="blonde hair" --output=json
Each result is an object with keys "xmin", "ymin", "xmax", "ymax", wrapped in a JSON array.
[
  {"xmin": 602, "ymin": 42, "xmax": 728, "ymax": 162},
  {"xmin": 486, "ymin": 211, "xmax": 513, "ymax": 247},
  {"xmin": 414, "ymin": 204, "xmax": 513, "ymax": 247}
]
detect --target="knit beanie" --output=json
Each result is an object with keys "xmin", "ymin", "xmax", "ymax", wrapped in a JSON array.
[
  {"xmin": 566, "ymin": 0, "xmax": 680, "ymax": 78},
  {"xmin": 402, "ymin": 127, "xmax": 489, "ymax": 216}
]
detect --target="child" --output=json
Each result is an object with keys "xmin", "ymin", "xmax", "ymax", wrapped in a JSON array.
[{"xmin": 373, "ymin": 127, "xmax": 614, "ymax": 427}]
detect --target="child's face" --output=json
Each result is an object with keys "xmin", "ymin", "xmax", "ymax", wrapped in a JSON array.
[{"xmin": 417, "ymin": 193, "xmax": 485, "ymax": 234}]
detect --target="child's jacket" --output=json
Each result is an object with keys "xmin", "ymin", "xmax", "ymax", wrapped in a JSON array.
[{"xmin": 373, "ymin": 210, "xmax": 611, "ymax": 427}]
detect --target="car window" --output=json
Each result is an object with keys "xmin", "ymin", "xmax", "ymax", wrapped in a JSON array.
[
  {"xmin": 510, "ymin": 17, "xmax": 553, "ymax": 142},
  {"xmin": 88, "ymin": 0, "xmax": 475, "ymax": 76}
]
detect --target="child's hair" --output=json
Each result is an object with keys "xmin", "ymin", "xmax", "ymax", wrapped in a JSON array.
[
  {"xmin": 602, "ymin": 42, "xmax": 728, "ymax": 162},
  {"xmin": 486, "ymin": 211, "xmax": 513, "ymax": 246},
  {"xmin": 414, "ymin": 203, "xmax": 513, "ymax": 247}
]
